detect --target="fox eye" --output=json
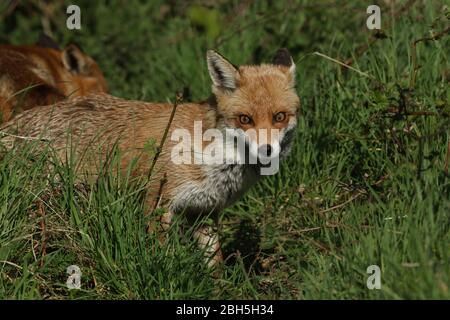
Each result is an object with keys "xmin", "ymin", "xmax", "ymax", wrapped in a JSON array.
[
  {"xmin": 274, "ymin": 112, "xmax": 286, "ymax": 122},
  {"xmin": 239, "ymin": 115, "xmax": 252, "ymax": 125}
]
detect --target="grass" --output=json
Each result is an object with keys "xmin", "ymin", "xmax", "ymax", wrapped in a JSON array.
[{"xmin": 0, "ymin": 0, "xmax": 449, "ymax": 299}]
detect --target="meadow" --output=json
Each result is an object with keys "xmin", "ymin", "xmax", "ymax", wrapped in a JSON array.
[{"xmin": 0, "ymin": 0, "xmax": 449, "ymax": 299}]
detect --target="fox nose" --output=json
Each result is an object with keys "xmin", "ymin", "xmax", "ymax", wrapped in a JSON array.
[{"xmin": 258, "ymin": 144, "xmax": 272, "ymax": 158}]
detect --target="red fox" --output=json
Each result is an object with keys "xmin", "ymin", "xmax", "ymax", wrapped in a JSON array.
[
  {"xmin": 0, "ymin": 48, "xmax": 300, "ymax": 267},
  {"xmin": 0, "ymin": 35, "xmax": 108, "ymax": 122}
]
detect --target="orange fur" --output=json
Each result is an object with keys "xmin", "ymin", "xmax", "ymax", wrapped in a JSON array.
[
  {"xmin": 0, "ymin": 43, "xmax": 108, "ymax": 122},
  {"xmin": 0, "ymin": 49, "xmax": 300, "ymax": 267}
]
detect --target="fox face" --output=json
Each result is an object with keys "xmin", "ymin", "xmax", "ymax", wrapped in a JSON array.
[
  {"xmin": 0, "ymin": 48, "xmax": 299, "ymax": 268},
  {"xmin": 206, "ymin": 49, "xmax": 300, "ymax": 165}
]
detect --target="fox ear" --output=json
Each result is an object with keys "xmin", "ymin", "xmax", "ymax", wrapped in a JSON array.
[
  {"xmin": 206, "ymin": 50, "xmax": 239, "ymax": 91},
  {"xmin": 62, "ymin": 44, "xmax": 89, "ymax": 75},
  {"xmin": 272, "ymin": 48, "xmax": 296, "ymax": 83}
]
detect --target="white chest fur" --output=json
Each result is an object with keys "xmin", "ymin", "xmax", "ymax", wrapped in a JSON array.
[
  {"xmin": 168, "ymin": 121, "xmax": 297, "ymax": 216},
  {"xmin": 169, "ymin": 164, "xmax": 259, "ymax": 216}
]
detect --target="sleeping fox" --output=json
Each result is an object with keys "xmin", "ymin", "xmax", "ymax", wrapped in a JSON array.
[
  {"xmin": 0, "ymin": 35, "xmax": 108, "ymax": 122},
  {"xmin": 0, "ymin": 49, "xmax": 300, "ymax": 267}
]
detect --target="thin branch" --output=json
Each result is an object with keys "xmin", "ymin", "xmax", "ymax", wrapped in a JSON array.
[
  {"xmin": 345, "ymin": 0, "xmax": 418, "ymax": 66},
  {"xmin": 313, "ymin": 51, "xmax": 373, "ymax": 78},
  {"xmin": 319, "ymin": 191, "xmax": 364, "ymax": 214},
  {"xmin": 146, "ymin": 92, "xmax": 182, "ymax": 182},
  {"xmin": 410, "ymin": 25, "xmax": 450, "ymax": 90},
  {"xmin": 385, "ymin": 107, "xmax": 450, "ymax": 117}
]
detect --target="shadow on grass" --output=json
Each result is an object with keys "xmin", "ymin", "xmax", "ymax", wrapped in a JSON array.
[{"xmin": 222, "ymin": 218, "xmax": 267, "ymax": 273}]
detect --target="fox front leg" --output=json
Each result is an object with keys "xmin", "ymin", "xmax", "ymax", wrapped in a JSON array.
[
  {"xmin": 194, "ymin": 225, "xmax": 223, "ymax": 268},
  {"xmin": 160, "ymin": 210, "xmax": 173, "ymax": 232},
  {"xmin": 158, "ymin": 211, "xmax": 224, "ymax": 268}
]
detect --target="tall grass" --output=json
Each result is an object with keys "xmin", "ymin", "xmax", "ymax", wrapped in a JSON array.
[{"xmin": 0, "ymin": 0, "xmax": 449, "ymax": 299}]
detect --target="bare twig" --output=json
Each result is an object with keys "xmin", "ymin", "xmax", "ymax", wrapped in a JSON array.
[
  {"xmin": 345, "ymin": 0, "xmax": 418, "ymax": 66},
  {"xmin": 146, "ymin": 92, "xmax": 182, "ymax": 182},
  {"xmin": 410, "ymin": 26, "xmax": 450, "ymax": 90},
  {"xmin": 313, "ymin": 51, "xmax": 373, "ymax": 78},
  {"xmin": 319, "ymin": 191, "xmax": 365, "ymax": 213},
  {"xmin": 385, "ymin": 106, "xmax": 450, "ymax": 117}
]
